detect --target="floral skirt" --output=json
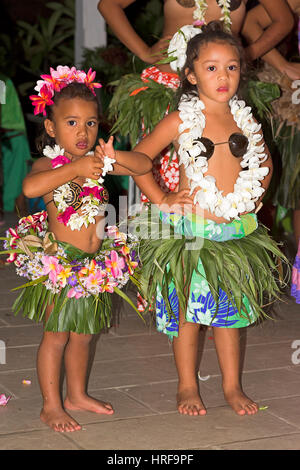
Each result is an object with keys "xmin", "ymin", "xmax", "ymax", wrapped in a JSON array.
[
  {"xmin": 1, "ymin": 212, "xmax": 140, "ymax": 334},
  {"xmin": 13, "ymin": 242, "xmax": 114, "ymax": 335},
  {"xmin": 291, "ymin": 240, "xmax": 300, "ymax": 304},
  {"xmin": 131, "ymin": 207, "xmax": 288, "ymax": 339}
]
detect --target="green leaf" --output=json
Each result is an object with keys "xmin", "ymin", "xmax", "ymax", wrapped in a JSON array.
[
  {"xmin": 11, "ymin": 276, "xmax": 48, "ymax": 291},
  {"xmin": 114, "ymin": 286, "xmax": 146, "ymax": 323},
  {"xmin": 48, "ymin": 9, "xmax": 63, "ymax": 37}
]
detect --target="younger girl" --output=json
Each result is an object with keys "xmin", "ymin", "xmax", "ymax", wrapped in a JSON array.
[
  {"xmin": 131, "ymin": 22, "xmax": 286, "ymax": 416},
  {"xmin": 4, "ymin": 66, "xmax": 151, "ymax": 432}
]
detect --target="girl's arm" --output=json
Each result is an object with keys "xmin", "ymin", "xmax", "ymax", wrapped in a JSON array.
[
  {"xmin": 22, "ymin": 154, "xmax": 104, "ymax": 199},
  {"xmin": 96, "ymin": 136, "xmax": 152, "ymax": 175},
  {"xmin": 133, "ymin": 112, "xmax": 193, "ymax": 207},
  {"xmin": 243, "ymin": 0, "xmax": 294, "ymax": 61},
  {"xmin": 97, "ymin": 0, "xmax": 170, "ymax": 64}
]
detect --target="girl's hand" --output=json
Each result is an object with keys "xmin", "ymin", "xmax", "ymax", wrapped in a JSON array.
[
  {"xmin": 95, "ymin": 136, "xmax": 116, "ymax": 162},
  {"xmin": 72, "ymin": 154, "xmax": 103, "ymax": 179},
  {"xmin": 159, "ymin": 190, "xmax": 193, "ymax": 214}
]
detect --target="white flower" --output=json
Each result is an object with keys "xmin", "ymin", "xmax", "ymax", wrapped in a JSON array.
[
  {"xmin": 156, "ymin": 312, "xmax": 170, "ymax": 334},
  {"xmin": 101, "ymin": 156, "xmax": 116, "ymax": 177},
  {"xmin": 43, "ymin": 145, "xmax": 64, "ymax": 158},
  {"xmin": 177, "ymin": 95, "xmax": 269, "ymax": 219},
  {"xmin": 168, "ymin": 25, "xmax": 201, "ymax": 72},
  {"xmin": 34, "ymin": 80, "xmax": 48, "ymax": 93}
]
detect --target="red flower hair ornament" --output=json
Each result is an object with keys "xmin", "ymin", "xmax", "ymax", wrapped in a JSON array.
[{"xmin": 29, "ymin": 65, "xmax": 102, "ymax": 116}]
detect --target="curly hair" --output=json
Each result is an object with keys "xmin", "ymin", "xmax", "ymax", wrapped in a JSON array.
[{"xmin": 35, "ymin": 82, "xmax": 101, "ymax": 155}]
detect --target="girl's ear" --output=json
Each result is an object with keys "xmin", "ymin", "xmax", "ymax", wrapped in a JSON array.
[
  {"xmin": 44, "ymin": 119, "xmax": 56, "ymax": 138},
  {"xmin": 185, "ymin": 68, "xmax": 197, "ymax": 85}
]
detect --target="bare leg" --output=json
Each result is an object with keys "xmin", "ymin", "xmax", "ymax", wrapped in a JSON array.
[
  {"xmin": 172, "ymin": 309, "xmax": 206, "ymax": 416},
  {"xmin": 213, "ymin": 327, "xmax": 258, "ymax": 416},
  {"xmin": 63, "ymin": 332, "xmax": 114, "ymax": 415},
  {"xmin": 37, "ymin": 313, "xmax": 82, "ymax": 432}
]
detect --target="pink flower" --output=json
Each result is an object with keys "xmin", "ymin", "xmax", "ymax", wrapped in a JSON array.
[
  {"xmin": 72, "ymin": 69, "xmax": 87, "ymax": 83},
  {"xmin": 79, "ymin": 186, "xmax": 102, "ymax": 199},
  {"xmin": 30, "ymin": 84, "xmax": 54, "ymax": 116},
  {"xmin": 8, "ymin": 227, "xmax": 20, "ymax": 247},
  {"xmin": 84, "ymin": 68, "xmax": 102, "ymax": 95},
  {"xmin": 0, "ymin": 394, "xmax": 11, "ymax": 406},
  {"xmin": 57, "ymin": 267, "xmax": 72, "ymax": 288},
  {"xmin": 100, "ymin": 280, "xmax": 118, "ymax": 293},
  {"xmin": 50, "ymin": 65, "xmax": 73, "ymax": 82},
  {"xmin": 106, "ymin": 226, "xmax": 120, "ymax": 238},
  {"xmin": 105, "ymin": 250, "xmax": 125, "ymax": 278},
  {"xmin": 40, "ymin": 73, "xmax": 61, "ymax": 92},
  {"xmin": 85, "ymin": 270, "xmax": 106, "ymax": 290},
  {"xmin": 193, "ymin": 20, "xmax": 205, "ymax": 26},
  {"xmin": 7, "ymin": 252, "xmax": 18, "ymax": 263},
  {"xmin": 42, "ymin": 255, "xmax": 62, "ymax": 283},
  {"xmin": 67, "ymin": 287, "xmax": 84, "ymax": 299},
  {"xmin": 51, "ymin": 155, "xmax": 71, "ymax": 168},
  {"xmin": 57, "ymin": 207, "xmax": 76, "ymax": 226}
]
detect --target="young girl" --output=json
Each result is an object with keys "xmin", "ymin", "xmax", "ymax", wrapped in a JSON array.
[
  {"xmin": 100, "ymin": 0, "xmax": 293, "ymax": 205},
  {"xmin": 4, "ymin": 66, "xmax": 151, "ymax": 432},
  {"xmin": 129, "ymin": 22, "xmax": 286, "ymax": 416}
]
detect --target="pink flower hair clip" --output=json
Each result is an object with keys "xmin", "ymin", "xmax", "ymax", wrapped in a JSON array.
[{"xmin": 29, "ymin": 65, "xmax": 102, "ymax": 116}]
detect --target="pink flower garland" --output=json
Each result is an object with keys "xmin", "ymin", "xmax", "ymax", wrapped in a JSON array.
[
  {"xmin": 50, "ymin": 151, "xmax": 108, "ymax": 230},
  {"xmin": 30, "ymin": 65, "xmax": 102, "ymax": 116}
]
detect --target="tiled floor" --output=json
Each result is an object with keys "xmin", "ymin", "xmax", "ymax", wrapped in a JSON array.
[{"xmin": 0, "ymin": 212, "xmax": 300, "ymax": 450}]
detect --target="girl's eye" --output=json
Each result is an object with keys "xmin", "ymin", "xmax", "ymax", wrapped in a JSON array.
[
  {"xmin": 208, "ymin": 66, "xmax": 216, "ymax": 72},
  {"xmin": 68, "ymin": 120, "xmax": 77, "ymax": 126},
  {"xmin": 228, "ymin": 64, "xmax": 238, "ymax": 71},
  {"xmin": 87, "ymin": 121, "xmax": 97, "ymax": 127}
]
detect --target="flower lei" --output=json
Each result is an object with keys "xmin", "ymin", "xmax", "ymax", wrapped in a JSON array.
[
  {"xmin": 30, "ymin": 65, "xmax": 102, "ymax": 116},
  {"xmin": 1, "ymin": 212, "xmax": 139, "ymax": 298},
  {"xmin": 44, "ymin": 145, "xmax": 115, "ymax": 231},
  {"xmin": 168, "ymin": 0, "xmax": 232, "ymax": 71},
  {"xmin": 178, "ymin": 95, "xmax": 269, "ymax": 220}
]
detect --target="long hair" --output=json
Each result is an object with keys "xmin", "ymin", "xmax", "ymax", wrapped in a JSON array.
[
  {"xmin": 178, "ymin": 21, "xmax": 247, "ymax": 102},
  {"xmin": 35, "ymin": 82, "xmax": 101, "ymax": 155}
]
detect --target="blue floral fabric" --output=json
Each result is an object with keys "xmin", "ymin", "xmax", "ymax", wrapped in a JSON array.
[{"xmin": 155, "ymin": 212, "xmax": 257, "ymax": 338}]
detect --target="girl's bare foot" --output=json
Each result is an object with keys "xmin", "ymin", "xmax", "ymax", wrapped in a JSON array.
[
  {"xmin": 64, "ymin": 394, "xmax": 114, "ymax": 415},
  {"xmin": 40, "ymin": 407, "xmax": 82, "ymax": 432},
  {"xmin": 224, "ymin": 387, "xmax": 258, "ymax": 416},
  {"xmin": 177, "ymin": 386, "xmax": 207, "ymax": 416}
]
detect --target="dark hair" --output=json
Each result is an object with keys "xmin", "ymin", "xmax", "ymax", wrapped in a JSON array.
[
  {"xmin": 178, "ymin": 21, "xmax": 246, "ymax": 101},
  {"xmin": 35, "ymin": 82, "xmax": 101, "ymax": 155}
]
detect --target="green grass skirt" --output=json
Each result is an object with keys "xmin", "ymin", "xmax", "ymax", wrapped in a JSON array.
[
  {"xmin": 129, "ymin": 207, "xmax": 289, "ymax": 335},
  {"xmin": 13, "ymin": 241, "xmax": 113, "ymax": 335}
]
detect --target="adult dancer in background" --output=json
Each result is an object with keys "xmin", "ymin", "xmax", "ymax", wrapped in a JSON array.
[{"xmin": 242, "ymin": 0, "xmax": 300, "ymax": 80}]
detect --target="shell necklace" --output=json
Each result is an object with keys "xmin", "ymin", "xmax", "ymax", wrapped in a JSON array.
[{"xmin": 177, "ymin": 95, "xmax": 269, "ymax": 220}]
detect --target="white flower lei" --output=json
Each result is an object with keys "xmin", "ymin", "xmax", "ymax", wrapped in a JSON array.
[
  {"xmin": 178, "ymin": 95, "xmax": 269, "ymax": 220},
  {"xmin": 43, "ymin": 145, "xmax": 115, "ymax": 230},
  {"xmin": 168, "ymin": 0, "xmax": 232, "ymax": 71}
]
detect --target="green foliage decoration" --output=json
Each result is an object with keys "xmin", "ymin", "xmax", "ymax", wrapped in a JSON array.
[
  {"xmin": 16, "ymin": 0, "xmax": 75, "ymax": 95},
  {"xmin": 108, "ymin": 74, "xmax": 178, "ymax": 146}
]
